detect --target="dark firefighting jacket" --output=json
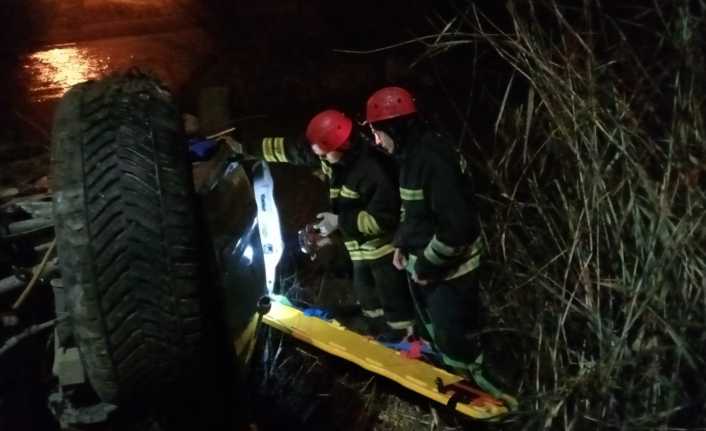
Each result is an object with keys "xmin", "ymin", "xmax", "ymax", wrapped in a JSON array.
[
  {"xmin": 243, "ymin": 131, "xmax": 400, "ymax": 262},
  {"xmin": 393, "ymin": 123, "xmax": 482, "ymax": 282}
]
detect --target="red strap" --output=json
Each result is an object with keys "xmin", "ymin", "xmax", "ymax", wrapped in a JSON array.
[{"xmin": 400, "ymin": 340, "xmax": 424, "ymax": 359}]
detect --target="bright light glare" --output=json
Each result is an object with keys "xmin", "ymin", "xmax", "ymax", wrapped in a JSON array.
[
  {"xmin": 252, "ymin": 162, "xmax": 284, "ymax": 294},
  {"xmin": 243, "ymin": 245, "xmax": 254, "ymax": 265}
]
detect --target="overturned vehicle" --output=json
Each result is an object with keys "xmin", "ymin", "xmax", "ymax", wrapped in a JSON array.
[
  {"xmin": 40, "ymin": 71, "xmax": 511, "ymax": 428},
  {"xmin": 48, "ymin": 71, "xmax": 282, "ymax": 427}
]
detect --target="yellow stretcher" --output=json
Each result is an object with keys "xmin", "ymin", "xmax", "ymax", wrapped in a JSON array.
[{"xmin": 263, "ymin": 301, "xmax": 509, "ymax": 420}]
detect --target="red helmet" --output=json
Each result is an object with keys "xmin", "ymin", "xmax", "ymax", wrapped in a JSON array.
[
  {"xmin": 366, "ymin": 86, "xmax": 417, "ymax": 123},
  {"xmin": 305, "ymin": 109, "xmax": 352, "ymax": 152}
]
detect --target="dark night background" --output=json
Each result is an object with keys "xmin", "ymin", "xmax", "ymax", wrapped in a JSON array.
[{"xmin": 2, "ymin": 1, "xmax": 705, "ymax": 430}]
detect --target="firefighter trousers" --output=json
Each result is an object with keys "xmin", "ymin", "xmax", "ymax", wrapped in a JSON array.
[
  {"xmin": 352, "ymin": 256, "xmax": 416, "ymax": 329},
  {"xmin": 411, "ymin": 271, "xmax": 480, "ymax": 364}
]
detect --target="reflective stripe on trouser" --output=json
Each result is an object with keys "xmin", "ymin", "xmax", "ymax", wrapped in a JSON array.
[
  {"xmin": 362, "ymin": 308, "xmax": 384, "ymax": 318},
  {"xmin": 352, "ymin": 256, "xmax": 416, "ymax": 328},
  {"xmin": 412, "ymin": 271, "xmax": 480, "ymax": 364}
]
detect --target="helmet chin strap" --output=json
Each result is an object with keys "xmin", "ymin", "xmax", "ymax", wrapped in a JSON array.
[{"xmin": 376, "ymin": 120, "xmax": 404, "ymax": 148}]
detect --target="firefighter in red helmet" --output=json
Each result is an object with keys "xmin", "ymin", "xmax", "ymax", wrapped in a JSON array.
[
  {"xmin": 366, "ymin": 87, "xmax": 486, "ymax": 375},
  {"xmin": 232, "ymin": 109, "xmax": 415, "ymax": 340}
]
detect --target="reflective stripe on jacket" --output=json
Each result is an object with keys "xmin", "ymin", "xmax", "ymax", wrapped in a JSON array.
[{"xmin": 394, "ymin": 125, "xmax": 482, "ymax": 280}]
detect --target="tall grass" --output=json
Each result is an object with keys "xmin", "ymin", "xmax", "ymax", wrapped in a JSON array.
[{"xmin": 424, "ymin": 1, "xmax": 706, "ymax": 429}]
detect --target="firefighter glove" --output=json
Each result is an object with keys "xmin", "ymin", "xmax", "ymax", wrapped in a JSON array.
[
  {"xmin": 220, "ymin": 135, "xmax": 245, "ymax": 155},
  {"xmin": 315, "ymin": 212, "xmax": 339, "ymax": 237}
]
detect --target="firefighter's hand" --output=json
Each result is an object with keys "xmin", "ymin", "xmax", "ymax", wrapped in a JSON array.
[
  {"xmin": 315, "ymin": 212, "xmax": 339, "ymax": 237},
  {"xmin": 393, "ymin": 248, "xmax": 407, "ymax": 270},
  {"xmin": 411, "ymin": 273, "xmax": 429, "ymax": 286},
  {"xmin": 219, "ymin": 135, "xmax": 245, "ymax": 155},
  {"xmin": 183, "ymin": 113, "xmax": 200, "ymax": 135}
]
